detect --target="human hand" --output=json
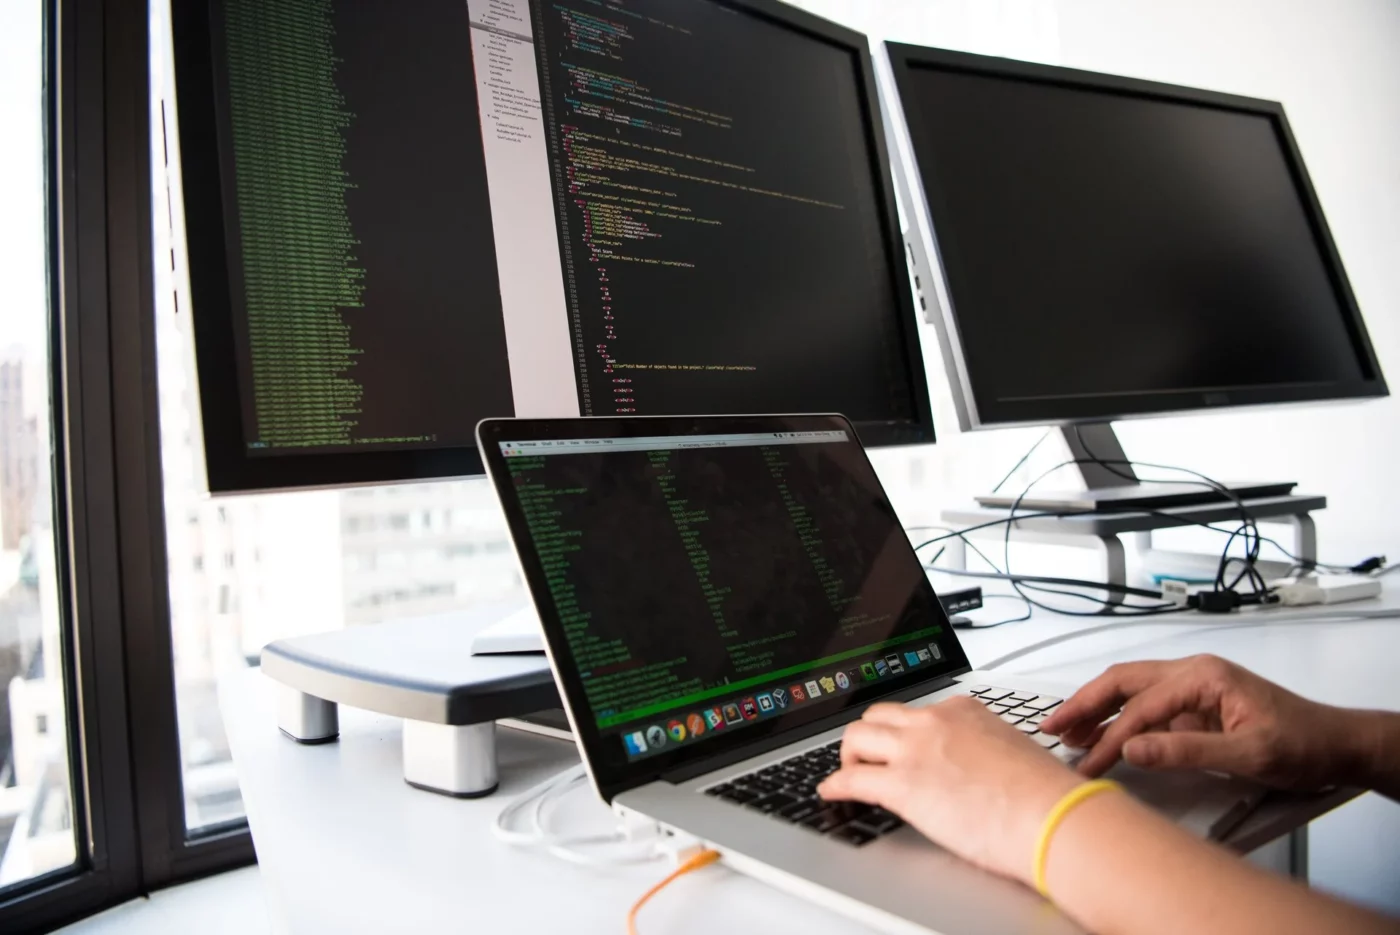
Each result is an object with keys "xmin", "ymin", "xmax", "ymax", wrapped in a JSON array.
[
  {"xmin": 816, "ymin": 696, "xmax": 1081, "ymax": 884},
  {"xmin": 1039, "ymin": 654, "xmax": 1361, "ymax": 789}
]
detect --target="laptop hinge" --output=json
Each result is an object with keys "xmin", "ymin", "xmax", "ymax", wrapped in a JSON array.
[{"xmin": 659, "ymin": 673, "xmax": 965, "ymax": 785}]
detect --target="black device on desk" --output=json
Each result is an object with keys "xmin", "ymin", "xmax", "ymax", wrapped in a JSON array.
[{"xmin": 881, "ymin": 45, "xmax": 1388, "ymax": 512}]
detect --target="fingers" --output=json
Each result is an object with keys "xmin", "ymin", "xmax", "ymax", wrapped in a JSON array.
[
  {"xmin": 1122, "ymin": 730, "xmax": 1260, "ymax": 776},
  {"xmin": 839, "ymin": 720, "xmax": 906, "ymax": 766},
  {"xmin": 860, "ymin": 702, "xmax": 916, "ymax": 726},
  {"xmin": 817, "ymin": 763, "xmax": 903, "ymax": 806},
  {"xmin": 1076, "ymin": 675, "xmax": 1210, "ymax": 777},
  {"xmin": 1039, "ymin": 661, "xmax": 1168, "ymax": 737}
]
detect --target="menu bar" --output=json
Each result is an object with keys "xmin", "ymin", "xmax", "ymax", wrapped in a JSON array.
[{"xmin": 499, "ymin": 430, "xmax": 849, "ymax": 458}]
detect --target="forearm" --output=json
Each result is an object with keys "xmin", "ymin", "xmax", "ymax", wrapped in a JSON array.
[
  {"xmin": 1343, "ymin": 709, "xmax": 1400, "ymax": 802},
  {"xmin": 1045, "ymin": 790, "xmax": 1398, "ymax": 935}
]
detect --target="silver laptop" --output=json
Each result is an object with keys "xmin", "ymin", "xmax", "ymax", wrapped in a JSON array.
[{"xmin": 478, "ymin": 413, "xmax": 1262, "ymax": 935}]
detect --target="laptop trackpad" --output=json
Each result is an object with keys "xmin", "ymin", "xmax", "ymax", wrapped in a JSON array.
[{"xmin": 1107, "ymin": 762, "xmax": 1266, "ymax": 839}]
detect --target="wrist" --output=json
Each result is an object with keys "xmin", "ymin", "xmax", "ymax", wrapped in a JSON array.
[
  {"xmin": 1335, "ymin": 708, "xmax": 1400, "ymax": 791},
  {"xmin": 1009, "ymin": 769, "xmax": 1093, "ymax": 887}
]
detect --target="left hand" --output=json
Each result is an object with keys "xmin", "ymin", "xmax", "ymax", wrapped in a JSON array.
[{"xmin": 817, "ymin": 696, "xmax": 1082, "ymax": 885}]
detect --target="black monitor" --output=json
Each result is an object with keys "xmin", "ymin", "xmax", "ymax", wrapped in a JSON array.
[
  {"xmin": 171, "ymin": 0, "xmax": 932, "ymax": 494},
  {"xmin": 882, "ymin": 45, "xmax": 1387, "ymax": 437}
]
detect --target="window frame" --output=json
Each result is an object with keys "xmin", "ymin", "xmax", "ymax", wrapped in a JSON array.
[{"xmin": 0, "ymin": 0, "xmax": 254, "ymax": 930}]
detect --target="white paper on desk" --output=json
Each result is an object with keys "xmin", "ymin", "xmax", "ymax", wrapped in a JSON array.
[{"xmin": 470, "ymin": 605, "xmax": 545, "ymax": 655}]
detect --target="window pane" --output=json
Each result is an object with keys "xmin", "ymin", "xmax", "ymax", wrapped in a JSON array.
[{"xmin": 0, "ymin": 0, "xmax": 78, "ymax": 889}]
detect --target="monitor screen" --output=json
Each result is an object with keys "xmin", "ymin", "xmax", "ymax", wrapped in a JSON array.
[
  {"xmin": 173, "ymin": 0, "xmax": 931, "ymax": 494},
  {"xmin": 529, "ymin": 0, "xmax": 929, "ymax": 435},
  {"xmin": 887, "ymin": 47, "xmax": 1385, "ymax": 426},
  {"xmin": 480, "ymin": 415, "xmax": 967, "ymax": 798}
]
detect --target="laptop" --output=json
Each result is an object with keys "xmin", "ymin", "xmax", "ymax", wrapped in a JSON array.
[{"xmin": 478, "ymin": 413, "xmax": 1263, "ymax": 935}]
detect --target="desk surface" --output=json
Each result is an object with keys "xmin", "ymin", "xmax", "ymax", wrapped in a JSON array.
[{"xmin": 222, "ymin": 589, "xmax": 1400, "ymax": 934}]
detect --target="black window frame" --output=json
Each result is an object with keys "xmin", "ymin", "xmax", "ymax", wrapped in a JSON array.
[{"xmin": 1, "ymin": 0, "xmax": 254, "ymax": 930}]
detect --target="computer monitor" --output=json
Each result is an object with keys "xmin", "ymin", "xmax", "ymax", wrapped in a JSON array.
[
  {"xmin": 170, "ymin": 0, "xmax": 932, "ymax": 494},
  {"xmin": 880, "ymin": 45, "xmax": 1387, "ymax": 506}
]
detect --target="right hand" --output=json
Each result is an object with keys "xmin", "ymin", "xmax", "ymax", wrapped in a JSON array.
[{"xmin": 1039, "ymin": 654, "xmax": 1362, "ymax": 790}]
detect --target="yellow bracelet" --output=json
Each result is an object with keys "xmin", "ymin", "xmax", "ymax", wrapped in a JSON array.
[{"xmin": 1033, "ymin": 779, "xmax": 1123, "ymax": 898}]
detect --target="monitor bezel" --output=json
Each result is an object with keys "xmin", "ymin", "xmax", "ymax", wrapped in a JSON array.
[
  {"xmin": 477, "ymin": 414, "xmax": 969, "ymax": 804},
  {"xmin": 883, "ymin": 43, "xmax": 1388, "ymax": 431},
  {"xmin": 171, "ymin": 0, "xmax": 497, "ymax": 494},
  {"xmin": 526, "ymin": 0, "xmax": 936, "ymax": 450}
]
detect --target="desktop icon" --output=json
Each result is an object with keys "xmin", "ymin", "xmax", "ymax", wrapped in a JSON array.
[
  {"xmin": 771, "ymin": 687, "xmax": 790, "ymax": 708},
  {"xmin": 667, "ymin": 719, "xmax": 687, "ymax": 742},
  {"xmin": 904, "ymin": 651, "xmax": 921, "ymax": 668},
  {"xmin": 929, "ymin": 642, "xmax": 943, "ymax": 661},
  {"xmin": 873, "ymin": 659, "xmax": 889, "ymax": 677},
  {"xmin": 917, "ymin": 648, "xmax": 932, "ymax": 663},
  {"xmin": 861, "ymin": 662, "xmax": 877, "ymax": 681},
  {"xmin": 722, "ymin": 703, "xmax": 743, "ymax": 726},
  {"xmin": 757, "ymin": 692, "xmax": 776, "ymax": 714},
  {"xmin": 805, "ymin": 680, "xmax": 822, "ymax": 699},
  {"xmin": 819, "ymin": 675, "xmax": 836, "ymax": 695},
  {"xmin": 704, "ymin": 707, "xmax": 725, "ymax": 731},
  {"xmin": 835, "ymin": 671, "xmax": 851, "ymax": 691},
  {"xmin": 885, "ymin": 653, "xmax": 905, "ymax": 674},
  {"xmin": 623, "ymin": 731, "xmax": 648, "ymax": 756},
  {"xmin": 741, "ymin": 697, "xmax": 760, "ymax": 720},
  {"xmin": 789, "ymin": 684, "xmax": 807, "ymax": 703},
  {"xmin": 645, "ymin": 725, "xmax": 667, "ymax": 749},
  {"xmin": 687, "ymin": 712, "xmax": 706, "ymax": 737}
]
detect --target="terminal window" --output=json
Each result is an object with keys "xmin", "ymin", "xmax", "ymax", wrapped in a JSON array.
[{"xmin": 214, "ymin": 0, "xmax": 513, "ymax": 454}]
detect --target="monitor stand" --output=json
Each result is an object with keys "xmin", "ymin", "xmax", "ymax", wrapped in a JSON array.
[{"xmin": 974, "ymin": 423, "xmax": 1296, "ymax": 513}]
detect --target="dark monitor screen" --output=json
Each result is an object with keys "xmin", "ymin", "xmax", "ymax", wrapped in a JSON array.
[
  {"xmin": 479, "ymin": 415, "xmax": 967, "ymax": 800},
  {"xmin": 529, "ymin": 0, "xmax": 930, "ymax": 436},
  {"xmin": 886, "ymin": 46, "xmax": 1385, "ymax": 426},
  {"xmin": 173, "ymin": 0, "xmax": 932, "ymax": 495}
]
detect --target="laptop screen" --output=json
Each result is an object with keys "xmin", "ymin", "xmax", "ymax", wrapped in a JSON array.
[{"xmin": 480, "ymin": 415, "xmax": 969, "ymax": 799}]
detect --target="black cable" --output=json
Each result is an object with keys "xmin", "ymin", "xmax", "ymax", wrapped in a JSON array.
[{"xmin": 989, "ymin": 429, "xmax": 1054, "ymax": 495}]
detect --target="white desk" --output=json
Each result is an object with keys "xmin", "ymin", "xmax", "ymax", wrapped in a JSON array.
[{"xmin": 220, "ymin": 591, "xmax": 1400, "ymax": 933}]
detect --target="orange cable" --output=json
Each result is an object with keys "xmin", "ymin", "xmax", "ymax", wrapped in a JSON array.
[{"xmin": 626, "ymin": 849, "xmax": 722, "ymax": 935}]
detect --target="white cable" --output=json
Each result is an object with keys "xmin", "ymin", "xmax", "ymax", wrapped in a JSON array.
[
  {"xmin": 493, "ymin": 763, "xmax": 663, "ymax": 866},
  {"xmin": 980, "ymin": 607, "xmax": 1400, "ymax": 671}
]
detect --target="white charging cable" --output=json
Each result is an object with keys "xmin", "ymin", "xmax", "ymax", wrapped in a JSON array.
[{"xmin": 492, "ymin": 764, "xmax": 665, "ymax": 867}]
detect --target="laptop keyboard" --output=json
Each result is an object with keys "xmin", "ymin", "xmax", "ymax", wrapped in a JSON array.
[{"xmin": 702, "ymin": 684, "xmax": 1069, "ymax": 846}]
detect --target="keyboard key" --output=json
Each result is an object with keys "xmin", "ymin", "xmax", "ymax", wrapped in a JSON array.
[
  {"xmin": 705, "ymin": 784, "xmax": 732, "ymax": 797},
  {"xmin": 1014, "ymin": 722, "xmax": 1039, "ymax": 734},
  {"xmin": 978, "ymin": 688, "xmax": 1014, "ymax": 701},
  {"xmin": 801, "ymin": 809, "xmax": 845, "ymax": 833},
  {"xmin": 1007, "ymin": 693, "xmax": 1034, "ymax": 703},
  {"xmin": 721, "ymin": 788, "xmax": 758, "ymax": 804},
  {"xmin": 777, "ymin": 798, "xmax": 823, "ymax": 823},
  {"xmin": 1029, "ymin": 733, "xmax": 1060, "ymax": 749},
  {"xmin": 966, "ymin": 685, "xmax": 992, "ymax": 695},
  {"xmin": 978, "ymin": 697, "xmax": 998, "ymax": 707},
  {"xmin": 830, "ymin": 824, "xmax": 876, "ymax": 846},
  {"xmin": 999, "ymin": 712, "xmax": 1024, "ymax": 725},
  {"xmin": 1008, "ymin": 706, "xmax": 1040, "ymax": 718},
  {"xmin": 750, "ymin": 793, "xmax": 798, "ymax": 814},
  {"xmin": 990, "ymin": 703, "xmax": 1014, "ymax": 714},
  {"xmin": 1027, "ymin": 697, "xmax": 1062, "ymax": 711},
  {"xmin": 857, "ymin": 811, "xmax": 904, "ymax": 834}
]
